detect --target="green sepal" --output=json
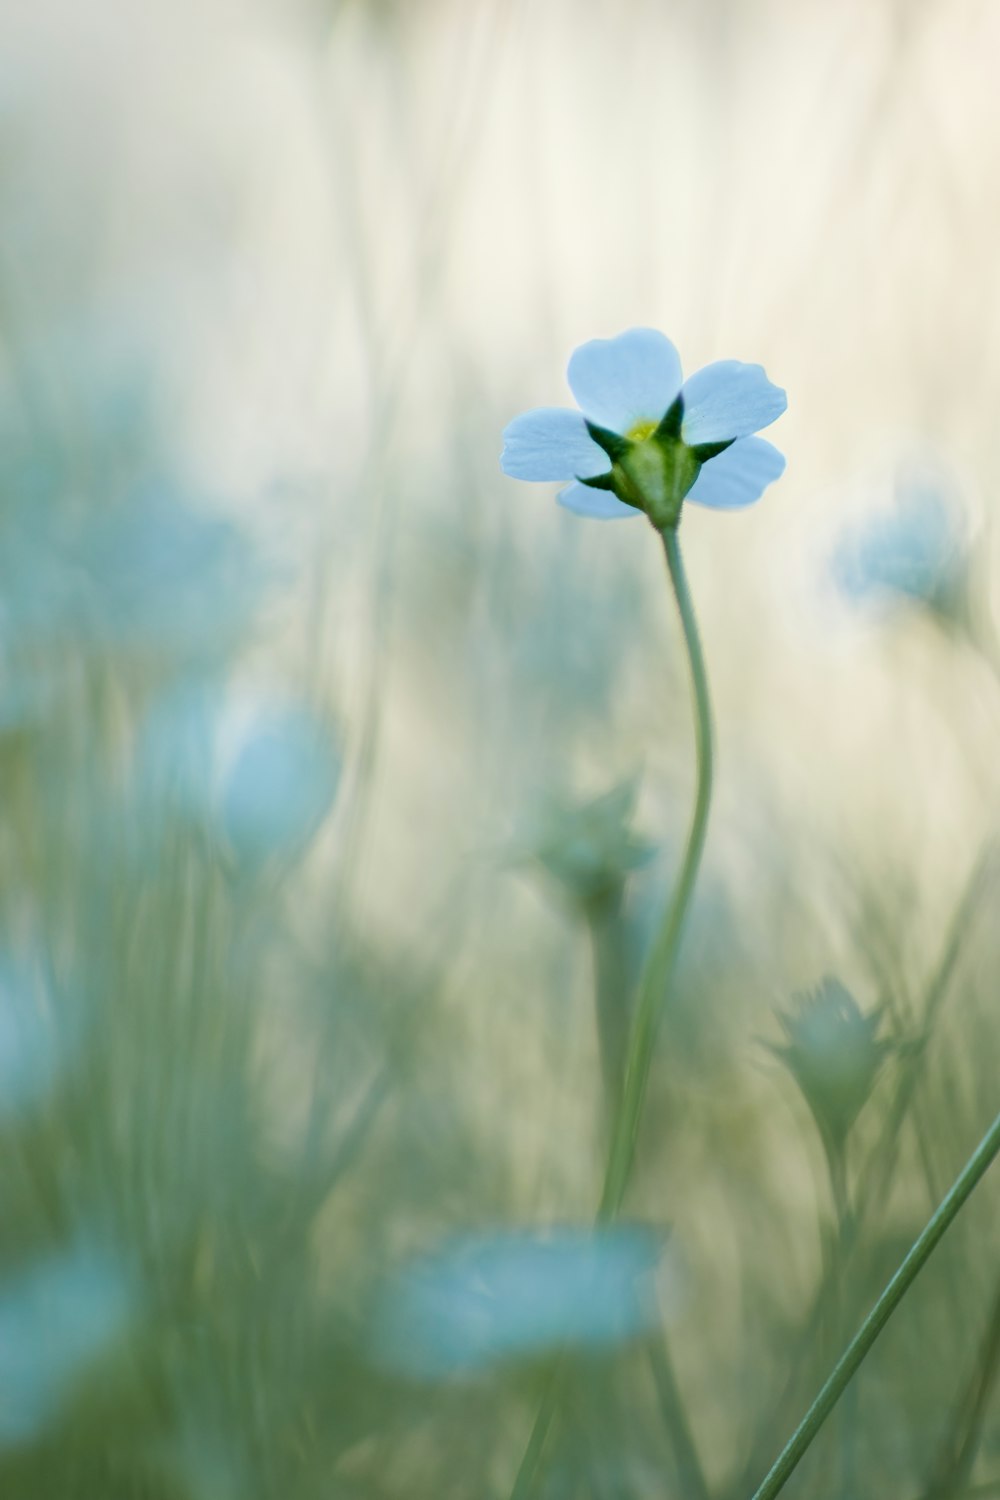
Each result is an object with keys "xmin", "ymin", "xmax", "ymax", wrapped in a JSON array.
[
  {"xmin": 690, "ymin": 437, "xmax": 736, "ymax": 463},
  {"xmin": 653, "ymin": 394, "xmax": 684, "ymax": 442},
  {"xmin": 577, "ymin": 471, "xmax": 617, "ymax": 492},
  {"xmin": 584, "ymin": 420, "xmax": 632, "ymax": 464}
]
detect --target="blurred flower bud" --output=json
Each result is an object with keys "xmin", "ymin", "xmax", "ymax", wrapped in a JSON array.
[
  {"xmin": 527, "ymin": 777, "xmax": 655, "ymax": 909},
  {"xmin": 771, "ymin": 977, "xmax": 889, "ymax": 1154}
]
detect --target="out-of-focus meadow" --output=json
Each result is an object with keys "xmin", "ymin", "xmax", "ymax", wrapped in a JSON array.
[{"xmin": 2, "ymin": 0, "xmax": 1000, "ymax": 1495}]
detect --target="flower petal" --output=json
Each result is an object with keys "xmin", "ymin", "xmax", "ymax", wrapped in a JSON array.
[
  {"xmin": 567, "ymin": 329, "xmax": 683, "ymax": 434},
  {"xmin": 680, "ymin": 361, "xmax": 786, "ymax": 445},
  {"xmin": 370, "ymin": 1227, "xmax": 667, "ymax": 1380},
  {"xmin": 500, "ymin": 408, "xmax": 610, "ymax": 482},
  {"xmin": 557, "ymin": 482, "xmax": 640, "ymax": 521},
  {"xmin": 686, "ymin": 438, "xmax": 785, "ymax": 510}
]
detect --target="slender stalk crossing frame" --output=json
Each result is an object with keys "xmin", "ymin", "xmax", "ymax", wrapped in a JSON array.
[{"xmin": 751, "ymin": 1105, "xmax": 1000, "ymax": 1500}]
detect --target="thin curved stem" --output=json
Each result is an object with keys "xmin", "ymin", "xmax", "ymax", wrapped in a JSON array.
[
  {"xmin": 599, "ymin": 525, "xmax": 714, "ymax": 1221},
  {"xmin": 508, "ymin": 524, "xmax": 714, "ymax": 1500},
  {"xmin": 586, "ymin": 894, "xmax": 710, "ymax": 1500},
  {"xmin": 922, "ymin": 1273, "xmax": 1000, "ymax": 1500},
  {"xmin": 751, "ymin": 1105, "xmax": 1000, "ymax": 1500},
  {"xmin": 733, "ymin": 845, "xmax": 997, "ymax": 1500}
]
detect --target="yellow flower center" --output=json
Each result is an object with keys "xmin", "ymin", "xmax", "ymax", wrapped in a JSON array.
[{"xmin": 625, "ymin": 418, "xmax": 657, "ymax": 442}]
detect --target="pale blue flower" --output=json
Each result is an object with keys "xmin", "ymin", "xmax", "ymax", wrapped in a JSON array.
[
  {"xmin": 80, "ymin": 483, "xmax": 260, "ymax": 659},
  {"xmin": 501, "ymin": 328, "xmax": 786, "ymax": 524},
  {"xmin": 0, "ymin": 479, "xmax": 260, "ymax": 663},
  {"xmin": 0, "ymin": 1241, "xmax": 138, "ymax": 1446},
  {"xmin": 221, "ymin": 704, "xmax": 342, "ymax": 865},
  {"xmin": 370, "ymin": 1225, "xmax": 666, "ymax": 1380},
  {"xmin": 831, "ymin": 473, "xmax": 968, "ymax": 615},
  {"xmin": 135, "ymin": 686, "xmax": 342, "ymax": 868}
]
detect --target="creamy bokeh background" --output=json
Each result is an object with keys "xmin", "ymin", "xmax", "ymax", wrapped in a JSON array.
[{"xmin": 3, "ymin": 1, "xmax": 1000, "ymax": 1489}]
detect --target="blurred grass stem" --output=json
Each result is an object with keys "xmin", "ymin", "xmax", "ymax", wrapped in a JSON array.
[
  {"xmin": 751, "ymin": 1105, "xmax": 1000, "ymax": 1500},
  {"xmin": 921, "ymin": 1275, "xmax": 1000, "ymax": 1500},
  {"xmin": 586, "ymin": 893, "xmax": 629, "ymax": 1126},
  {"xmin": 735, "ymin": 845, "xmax": 996, "ymax": 1500}
]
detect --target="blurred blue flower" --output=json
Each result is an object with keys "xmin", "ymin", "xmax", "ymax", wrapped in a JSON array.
[
  {"xmin": 831, "ymin": 471, "xmax": 969, "ymax": 617},
  {"xmin": 501, "ymin": 328, "xmax": 786, "ymax": 523},
  {"xmin": 136, "ymin": 687, "xmax": 342, "ymax": 866},
  {"xmin": 0, "ymin": 1241, "xmax": 138, "ymax": 1446},
  {"xmin": 370, "ymin": 1226, "xmax": 666, "ymax": 1379},
  {"xmin": 0, "ymin": 477, "xmax": 260, "ymax": 664},
  {"xmin": 79, "ymin": 483, "xmax": 260, "ymax": 659},
  {"xmin": 220, "ymin": 703, "xmax": 342, "ymax": 866}
]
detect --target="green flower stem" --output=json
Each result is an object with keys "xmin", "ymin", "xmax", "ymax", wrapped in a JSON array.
[
  {"xmin": 587, "ymin": 894, "xmax": 709, "ymax": 1500},
  {"xmin": 751, "ymin": 1105, "xmax": 1000, "ymax": 1500},
  {"xmin": 732, "ymin": 847, "xmax": 998, "ymax": 1500},
  {"xmin": 509, "ymin": 524, "xmax": 712, "ymax": 1500},
  {"xmin": 598, "ymin": 525, "xmax": 714, "ymax": 1222},
  {"xmin": 824, "ymin": 1141, "xmax": 857, "ymax": 1500}
]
